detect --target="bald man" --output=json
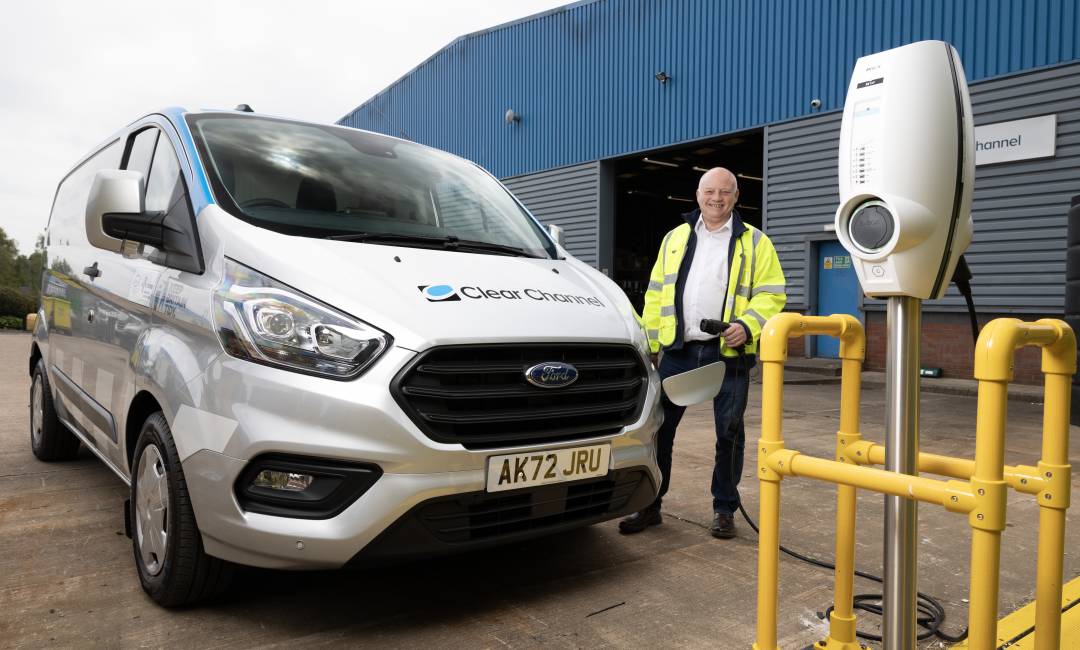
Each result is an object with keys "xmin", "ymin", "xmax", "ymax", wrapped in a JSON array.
[{"xmin": 625, "ymin": 168, "xmax": 787, "ymax": 538}]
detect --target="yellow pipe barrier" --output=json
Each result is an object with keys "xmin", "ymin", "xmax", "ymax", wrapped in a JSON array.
[
  {"xmin": 753, "ymin": 313, "xmax": 1074, "ymax": 650},
  {"xmin": 856, "ymin": 443, "xmax": 1043, "ymax": 494},
  {"xmin": 754, "ymin": 313, "xmax": 864, "ymax": 650},
  {"xmin": 820, "ymin": 351, "xmax": 865, "ymax": 650},
  {"xmin": 1032, "ymin": 321, "xmax": 1074, "ymax": 650}
]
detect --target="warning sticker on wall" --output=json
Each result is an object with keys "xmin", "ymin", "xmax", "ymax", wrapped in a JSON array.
[{"xmin": 824, "ymin": 255, "xmax": 851, "ymax": 270}]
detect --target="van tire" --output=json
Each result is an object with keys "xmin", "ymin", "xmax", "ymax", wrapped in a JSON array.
[
  {"xmin": 130, "ymin": 412, "xmax": 233, "ymax": 607},
  {"xmin": 30, "ymin": 360, "xmax": 81, "ymax": 461}
]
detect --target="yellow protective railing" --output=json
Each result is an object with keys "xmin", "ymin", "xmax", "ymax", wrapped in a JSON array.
[{"xmin": 752, "ymin": 314, "xmax": 1075, "ymax": 650}]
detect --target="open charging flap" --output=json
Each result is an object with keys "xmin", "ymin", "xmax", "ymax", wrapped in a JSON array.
[{"xmin": 661, "ymin": 360, "xmax": 727, "ymax": 406}]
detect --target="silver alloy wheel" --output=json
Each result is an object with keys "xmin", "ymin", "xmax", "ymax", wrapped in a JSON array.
[
  {"xmin": 135, "ymin": 444, "xmax": 170, "ymax": 576},
  {"xmin": 30, "ymin": 374, "xmax": 44, "ymax": 448}
]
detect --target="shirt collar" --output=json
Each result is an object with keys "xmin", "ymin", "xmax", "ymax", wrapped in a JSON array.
[{"xmin": 695, "ymin": 215, "xmax": 733, "ymax": 237}]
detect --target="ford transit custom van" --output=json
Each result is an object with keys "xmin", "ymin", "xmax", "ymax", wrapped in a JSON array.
[{"xmin": 29, "ymin": 108, "xmax": 661, "ymax": 606}]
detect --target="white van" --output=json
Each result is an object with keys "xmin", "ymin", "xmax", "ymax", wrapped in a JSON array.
[{"xmin": 29, "ymin": 108, "xmax": 662, "ymax": 606}]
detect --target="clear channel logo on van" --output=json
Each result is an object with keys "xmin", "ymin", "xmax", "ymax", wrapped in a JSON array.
[
  {"xmin": 419, "ymin": 283, "xmax": 606, "ymax": 308},
  {"xmin": 418, "ymin": 285, "xmax": 461, "ymax": 302}
]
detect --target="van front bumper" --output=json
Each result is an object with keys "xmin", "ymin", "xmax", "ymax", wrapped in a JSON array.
[
  {"xmin": 179, "ymin": 346, "xmax": 663, "ymax": 569},
  {"xmin": 185, "ymin": 450, "xmax": 656, "ymax": 569}
]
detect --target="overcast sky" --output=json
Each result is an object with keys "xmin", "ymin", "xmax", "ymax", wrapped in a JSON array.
[{"xmin": 0, "ymin": 0, "xmax": 569, "ymax": 255}]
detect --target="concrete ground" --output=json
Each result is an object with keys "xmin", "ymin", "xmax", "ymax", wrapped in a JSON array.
[{"xmin": 1, "ymin": 330, "xmax": 1077, "ymax": 649}]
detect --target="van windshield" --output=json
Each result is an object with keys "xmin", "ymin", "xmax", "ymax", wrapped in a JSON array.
[{"xmin": 186, "ymin": 114, "xmax": 556, "ymax": 258}]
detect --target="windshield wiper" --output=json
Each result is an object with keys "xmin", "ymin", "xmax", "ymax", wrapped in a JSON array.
[
  {"xmin": 327, "ymin": 232, "xmax": 447, "ymax": 245},
  {"xmin": 325, "ymin": 232, "xmax": 548, "ymax": 258},
  {"xmin": 451, "ymin": 238, "xmax": 547, "ymax": 258}
]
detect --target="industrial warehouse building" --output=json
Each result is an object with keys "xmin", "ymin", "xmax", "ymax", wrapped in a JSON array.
[{"xmin": 340, "ymin": 0, "xmax": 1080, "ymax": 383}]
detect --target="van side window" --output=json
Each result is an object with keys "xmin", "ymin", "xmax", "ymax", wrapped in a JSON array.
[
  {"xmin": 123, "ymin": 128, "xmax": 158, "ymax": 179},
  {"xmin": 48, "ymin": 140, "xmax": 123, "ymax": 245},
  {"xmin": 145, "ymin": 137, "xmax": 183, "ymax": 213}
]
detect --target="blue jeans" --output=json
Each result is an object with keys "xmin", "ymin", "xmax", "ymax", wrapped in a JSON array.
[{"xmin": 654, "ymin": 340, "xmax": 750, "ymax": 515}]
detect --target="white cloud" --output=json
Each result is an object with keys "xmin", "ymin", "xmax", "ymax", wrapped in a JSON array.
[{"xmin": 0, "ymin": 0, "xmax": 568, "ymax": 254}]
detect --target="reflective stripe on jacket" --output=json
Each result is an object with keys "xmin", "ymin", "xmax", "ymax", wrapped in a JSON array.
[{"xmin": 641, "ymin": 209, "xmax": 787, "ymax": 360}]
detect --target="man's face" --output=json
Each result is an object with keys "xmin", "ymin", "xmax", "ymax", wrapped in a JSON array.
[{"xmin": 696, "ymin": 173, "xmax": 739, "ymax": 224}]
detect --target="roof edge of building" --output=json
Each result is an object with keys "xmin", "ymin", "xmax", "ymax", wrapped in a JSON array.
[{"xmin": 336, "ymin": 0, "xmax": 597, "ymax": 126}]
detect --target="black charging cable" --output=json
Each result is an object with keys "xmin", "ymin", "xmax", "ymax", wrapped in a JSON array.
[
  {"xmin": 700, "ymin": 318, "xmax": 969, "ymax": 644},
  {"xmin": 953, "ymin": 255, "xmax": 978, "ymax": 343}
]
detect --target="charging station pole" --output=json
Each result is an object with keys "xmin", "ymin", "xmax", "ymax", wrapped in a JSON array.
[
  {"xmin": 883, "ymin": 296, "xmax": 921, "ymax": 647},
  {"xmin": 832, "ymin": 41, "xmax": 976, "ymax": 650}
]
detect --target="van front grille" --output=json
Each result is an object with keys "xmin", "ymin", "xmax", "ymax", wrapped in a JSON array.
[{"xmin": 391, "ymin": 344, "xmax": 647, "ymax": 449}]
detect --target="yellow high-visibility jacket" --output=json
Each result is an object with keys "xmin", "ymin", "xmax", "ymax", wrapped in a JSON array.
[{"xmin": 642, "ymin": 210, "xmax": 787, "ymax": 360}]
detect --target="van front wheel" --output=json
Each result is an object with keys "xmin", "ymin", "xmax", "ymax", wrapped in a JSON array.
[
  {"xmin": 130, "ymin": 412, "xmax": 233, "ymax": 606},
  {"xmin": 30, "ymin": 360, "xmax": 81, "ymax": 461}
]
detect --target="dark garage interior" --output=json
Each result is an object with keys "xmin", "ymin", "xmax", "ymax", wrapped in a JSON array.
[{"xmin": 610, "ymin": 130, "xmax": 764, "ymax": 312}]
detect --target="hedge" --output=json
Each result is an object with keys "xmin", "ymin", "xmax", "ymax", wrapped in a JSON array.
[{"xmin": 0, "ymin": 287, "xmax": 36, "ymax": 319}]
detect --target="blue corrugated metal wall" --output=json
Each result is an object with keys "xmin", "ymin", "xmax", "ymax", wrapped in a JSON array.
[{"xmin": 338, "ymin": 0, "xmax": 1080, "ymax": 178}]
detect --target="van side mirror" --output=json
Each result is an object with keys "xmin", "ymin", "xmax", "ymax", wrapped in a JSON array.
[
  {"xmin": 547, "ymin": 223, "xmax": 565, "ymax": 248},
  {"xmin": 85, "ymin": 170, "xmax": 145, "ymax": 253}
]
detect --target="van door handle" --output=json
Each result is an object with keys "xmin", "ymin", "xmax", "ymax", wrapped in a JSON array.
[{"xmin": 83, "ymin": 262, "xmax": 101, "ymax": 279}]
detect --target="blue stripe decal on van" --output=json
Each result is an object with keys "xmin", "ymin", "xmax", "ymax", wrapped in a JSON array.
[{"xmin": 161, "ymin": 107, "xmax": 214, "ymax": 215}]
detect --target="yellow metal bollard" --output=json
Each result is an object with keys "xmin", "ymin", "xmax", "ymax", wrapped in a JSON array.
[{"xmin": 753, "ymin": 314, "xmax": 1074, "ymax": 650}]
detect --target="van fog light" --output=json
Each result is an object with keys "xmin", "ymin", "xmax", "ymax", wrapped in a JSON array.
[
  {"xmin": 235, "ymin": 454, "xmax": 383, "ymax": 519},
  {"xmin": 253, "ymin": 470, "xmax": 314, "ymax": 492}
]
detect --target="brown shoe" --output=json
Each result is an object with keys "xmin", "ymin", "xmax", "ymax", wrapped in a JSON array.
[
  {"xmin": 618, "ymin": 506, "xmax": 662, "ymax": 534},
  {"xmin": 710, "ymin": 513, "xmax": 736, "ymax": 539}
]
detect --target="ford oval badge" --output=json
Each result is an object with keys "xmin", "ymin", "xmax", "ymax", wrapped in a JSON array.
[{"xmin": 525, "ymin": 361, "xmax": 579, "ymax": 388}]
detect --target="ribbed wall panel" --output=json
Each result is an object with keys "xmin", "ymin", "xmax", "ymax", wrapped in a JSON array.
[
  {"xmin": 340, "ymin": 0, "xmax": 1080, "ymax": 179},
  {"xmin": 765, "ymin": 112, "xmax": 843, "ymax": 310},
  {"xmin": 502, "ymin": 162, "xmax": 600, "ymax": 265},
  {"xmin": 766, "ymin": 60, "xmax": 1080, "ymax": 313}
]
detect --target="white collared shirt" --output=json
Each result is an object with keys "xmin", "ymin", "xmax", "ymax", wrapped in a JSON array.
[{"xmin": 683, "ymin": 216, "xmax": 732, "ymax": 341}]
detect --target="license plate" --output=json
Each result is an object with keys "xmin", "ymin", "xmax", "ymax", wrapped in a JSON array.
[{"xmin": 486, "ymin": 444, "xmax": 611, "ymax": 493}]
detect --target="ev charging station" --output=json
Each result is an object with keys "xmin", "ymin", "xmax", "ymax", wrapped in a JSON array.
[
  {"xmin": 747, "ymin": 40, "xmax": 1076, "ymax": 650},
  {"xmin": 834, "ymin": 40, "xmax": 975, "ymax": 648}
]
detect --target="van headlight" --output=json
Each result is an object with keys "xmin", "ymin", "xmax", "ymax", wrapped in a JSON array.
[{"xmin": 213, "ymin": 259, "xmax": 390, "ymax": 379}]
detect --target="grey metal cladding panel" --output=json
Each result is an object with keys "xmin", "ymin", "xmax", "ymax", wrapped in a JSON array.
[
  {"xmin": 953, "ymin": 62, "xmax": 1080, "ymax": 313},
  {"xmin": 766, "ymin": 62, "xmax": 1080, "ymax": 314},
  {"xmin": 502, "ymin": 162, "xmax": 600, "ymax": 266},
  {"xmin": 765, "ymin": 111, "xmax": 842, "ymax": 310}
]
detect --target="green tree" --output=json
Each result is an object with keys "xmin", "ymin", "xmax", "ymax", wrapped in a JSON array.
[
  {"xmin": 0, "ymin": 228, "xmax": 46, "ymax": 302},
  {"xmin": 0, "ymin": 227, "xmax": 18, "ymax": 287}
]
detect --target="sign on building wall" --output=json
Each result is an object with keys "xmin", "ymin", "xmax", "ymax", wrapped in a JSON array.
[{"xmin": 974, "ymin": 114, "xmax": 1056, "ymax": 166}]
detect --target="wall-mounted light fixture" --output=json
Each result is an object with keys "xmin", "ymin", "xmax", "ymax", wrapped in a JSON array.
[
  {"xmin": 667, "ymin": 195, "xmax": 694, "ymax": 203},
  {"xmin": 692, "ymin": 165, "xmax": 710, "ymax": 173},
  {"xmin": 654, "ymin": 71, "xmax": 671, "ymax": 84},
  {"xmin": 642, "ymin": 157, "xmax": 679, "ymax": 168},
  {"xmin": 737, "ymin": 172, "xmax": 764, "ymax": 182},
  {"xmin": 504, "ymin": 109, "xmax": 521, "ymax": 125}
]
